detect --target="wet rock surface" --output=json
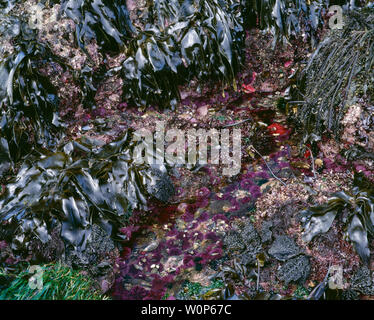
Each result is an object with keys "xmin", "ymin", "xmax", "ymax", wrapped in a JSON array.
[
  {"xmin": 28, "ymin": 227, "xmax": 65, "ymax": 264},
  {"xmin": 64, "ymin": 225, "xmax": 119, "ymax": 293},
  {"xmin": 341, "ymin": 289, "xmax": 360, "ymax": 300},
  {"xmin": 238, "ymin": 223, "xmax": 262, "ymax": 266},
  {"xmin": 223, "ymin": 230, "xmax": 246, "ymax": 252}
]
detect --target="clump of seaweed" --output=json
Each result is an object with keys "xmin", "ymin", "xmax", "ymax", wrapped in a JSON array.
[
  {"xmin": 60, "ymin": 0, "xmax": 136, "ymax": 53},
  {"xmin": 114, "ymin": 0, "xmax": 244, "ymax": 108},
  {"xmin": 0, "ymin": 131, "xmax": 174, "ymax": 253},
  {"xmin": 241, "ymin": 0, "xmax": 329, "ymax": 47},
  {"xmin": 291, "ymin": 8, "xmax": 374, "ymax": 144},
  {"xmin": 301, "ymin": 173, "xmax": 374, "ymax": 265},
  {"xmin": 0, "ymin": 23, "xmax": 67, "ymax": 165}
]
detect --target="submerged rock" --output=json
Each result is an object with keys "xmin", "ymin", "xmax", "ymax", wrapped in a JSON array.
[
  {"xmin": 28, "ymin": 226, "xmax": 65, "ymax": 264},
  {"xmin": 63, "ymin": 224, "xmax": 118, "ymax": 294},
  {"xmin": 341, "ymin": 289, "xmax": 360, "ymax": 300},
  {"xmin": 238, "ymin": 222, "xmax": 262, "ymax": 266},
  {"xmin": 240, "ymin": 222, "xmax": 261, "ymax": 246}
]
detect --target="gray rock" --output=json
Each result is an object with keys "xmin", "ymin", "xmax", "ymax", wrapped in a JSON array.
[
  {"xmin": 223, "ymin": 222, "xmax": 262, "ymax": 266},
  {"xmin": 238, "ymin": 250, "xmax": 259, "ymax": 266},
  {"xmin": 268, "ymin": 235, "xmax": 301, "ymax": 261},
  {"xmin": 351, "ymin": 266, "xmax": 374, "ymax": 296},
  {"xmin": 28, "ymin": 225, "xmax": 64, "ymax": 264},
  {"xmin": 240, "ymin": 222, "xmax": 261, "ymax": 246},
  {"xmin": 260, "ymin": 221, "xmax": 273, "ymax": 243},
  {"xmin": 95, "ymin": 261, "xmax": 112, "ymax": 276},
  {"xmin": 65, "ymin": 224, "xmax": 116, "ymax": 270},
  {"xmin": 277, "ymin": 255, "xmax": 310, "ymax": 285},
  {"xmin": 341, "ymin": 289, "xmax": 359, "ymax": 300},
  {"xmin": 223, "ymin": 230, "xmax": 246, "ymax": 252},
  {"xmin": 238, "ymin": 222, "xmax": 262, "ymax": 266},
  {"xmin": 63, "ymin": 224, "xmax": 118, "ymax": 294},
  {"xmin": 146, "ymin": 166, "xmax": 175, "ymax": 203}
]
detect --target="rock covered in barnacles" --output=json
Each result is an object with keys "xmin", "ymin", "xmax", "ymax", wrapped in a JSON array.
[
  {"xmin": 64, "ymin": 225, "xmax": 117, "ymax": 270},
  {"xmin": 223, "ymin": 221, "xmax": 262, "ymax": 266},
  {"xmin": 240, "ymin": 222, "xmax": 261, "ymax": 246},
  {"xmin": 223, "ymin": 230, "xmax": 246, "ymax": 252},
  {"xmin": 238, "ymin": 222, "xmax": 262, "ymax": 266},
  {"xmin": 341, "ymin": 289, "xmax": 359, "ymax": 300},
  {"xmin": 277, "ymin": 255, "xmax": 310, "ymax": 285},
  {"xmin": 350, "ymin": 266, "xmax": 374, "ymax": 296},
  {"xmin": 146, "ymin": 166, "xmax": 175, "ymax": 203},
  {"xmin": 64, "ymin": 225, "xmax": 118, "ymax": 294}
]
